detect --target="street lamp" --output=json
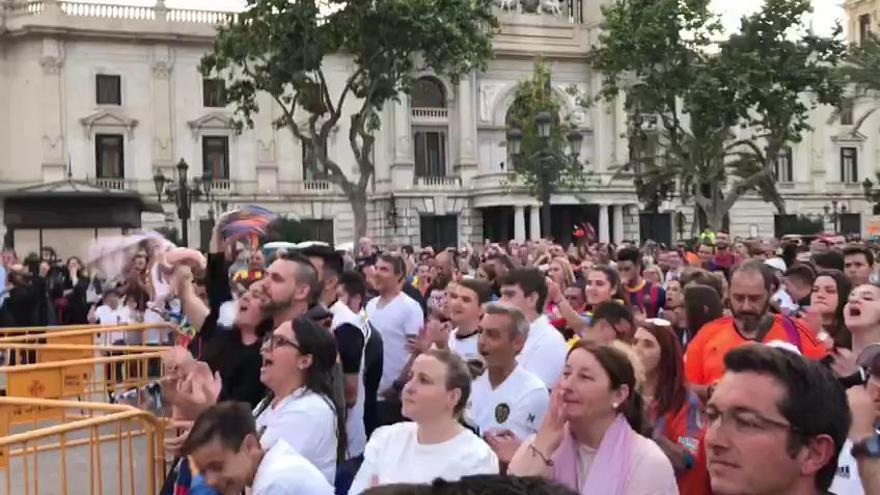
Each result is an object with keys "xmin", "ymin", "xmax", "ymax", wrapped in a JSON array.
[
  {"xmin": 152, "ymin": 158, "xmax": 213, "ymax": 247},
  {"xmin": 823, "ymin": 199, "xmax": 847, "ymax": 235},
  {"xmin": 506, "ymin": 111, "xmax": 583, "ymax": 239},
  {"xmin": 535, "ymin": 111, "xmax": 552, "ymax": 139}
]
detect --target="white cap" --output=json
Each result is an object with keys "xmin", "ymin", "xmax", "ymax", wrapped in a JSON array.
[
  {"xmin": 764, "ymin": 257, "xmax": 787, "ymax": 272},
  {"xmin": 765, "ymin": 340, "xmax": 802, "ymax": 356}
]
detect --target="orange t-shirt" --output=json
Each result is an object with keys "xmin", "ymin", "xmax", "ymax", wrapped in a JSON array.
[
  {"xmin": 685, "ymin": 314, "xmax": 826, "ymax": 386},
  {"xmin": 652, "ymin": 394, "xmax": 712, "ymax": 495}
]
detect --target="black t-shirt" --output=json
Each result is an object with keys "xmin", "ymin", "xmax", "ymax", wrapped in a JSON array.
[
  {"xmin": 188, "ymin": 310, "xmax": 269, "ymax": 408},
  {"xmin": 336, "ymin": 323, "xmax": 365, "ymax": 374},
  {"xmin": 402, "ymin": 283, "xmax": 427, "ymax": 316},
  {"xmin": 362, "ymin": 326, "xmax": 383, "ymax": 437}
]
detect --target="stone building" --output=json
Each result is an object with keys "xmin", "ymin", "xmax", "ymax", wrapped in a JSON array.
[{"xmin": 0, "ymin": 0, "xmax": 877, "ymax": 259}]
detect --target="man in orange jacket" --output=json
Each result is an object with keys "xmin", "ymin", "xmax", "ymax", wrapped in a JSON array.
[{"xmin": 685, "ymin": 260, "xmax": 826, "ymax": 401}]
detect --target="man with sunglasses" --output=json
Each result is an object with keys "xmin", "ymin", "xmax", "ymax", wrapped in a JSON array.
[{"xmin": 706, "ymin": 344, "xmax": 849, "ymax": 495}]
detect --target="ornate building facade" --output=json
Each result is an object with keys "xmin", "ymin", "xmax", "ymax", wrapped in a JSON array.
[{"xmin": 0, "ymin": 0, "xmax": 876, "ymax": 258}]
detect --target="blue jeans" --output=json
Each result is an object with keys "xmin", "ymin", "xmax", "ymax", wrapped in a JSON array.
[{"xmin": 335, "ymin": 456, "xmax": 364, "ymax": 495}]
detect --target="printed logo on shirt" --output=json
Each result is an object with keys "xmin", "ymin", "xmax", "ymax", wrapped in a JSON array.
[
  {"xmin": 495, "ymin": 403, "xmax": 510, "ymax": 423},
  {"xmin": 838, "ymin": 465, "xmax": 851, "ymax": 479},
  {"xmin": 678, "ymin": 436, "xmax": 699, "ymax": 456},
  {"xmin": 527, "ymin": 413, "xmax": 536, "ymax": 425}
]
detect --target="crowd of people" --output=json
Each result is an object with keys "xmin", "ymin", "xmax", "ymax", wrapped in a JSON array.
[{"xmin": 8, "ymin": 224, "xmax": 880, "ymax": 495}]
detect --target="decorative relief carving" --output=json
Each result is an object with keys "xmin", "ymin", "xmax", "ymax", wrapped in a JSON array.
[
  {"xmin": 479, "ymin": 82, "xmax": 503, "ymax": 122},
  {"xmin": 151, "ymin": 61, "xmax": 172, "ymax": 79},
  {"xmin": 40, "ymin": 56, "xmax": 63, "ymax": 75}
]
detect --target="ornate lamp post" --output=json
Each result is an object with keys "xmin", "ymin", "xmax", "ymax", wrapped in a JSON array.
[
  {"xmin": 153, "ymin": 159, "xmax": 212, "ymax": 247},
  {"xmin": 506, "ymin": 112, "xmax": 583, "ymax": 238},
  {"xmin": 822, "ymin": 199, "xmax": 847, "ymax": 235}
]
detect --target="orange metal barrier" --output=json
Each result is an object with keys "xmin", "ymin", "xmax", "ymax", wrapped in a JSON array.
[
  {"xmin": 0, "ymin": 353, "xmax": 167, "ymax": 425},
  {"xmin": 0, "ymin": 397, "xmax": 167, "ymax": 495}
]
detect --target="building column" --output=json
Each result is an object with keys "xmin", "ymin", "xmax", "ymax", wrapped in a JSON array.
[
  {"xmin": 612, "ymin": 204, "xmax": 625, "ymax": 243},
  {"xmin": 529, "ymin": 206, "xmax": 541, "ymax": 241},
  {"xmin": 151, "ymin": 46, "xmax": 174, "ymax": 175},
  {"xmin": 456, "ymin": 72, "xmax": 478, "ymax": 183},
  {"xmin": 514, "ymin": 206, "xmax": 526, "ymax": 242},
  {"xmin": 390, "ymin": 98, "xmax": 414, "ymax": 189},
  {"xmin": 39, "ymin": 38, "xmax": 66, "ymax": 182},
  {"xmin": 599, "ymin": 205, "xmax": 610, "ymax": 244}
]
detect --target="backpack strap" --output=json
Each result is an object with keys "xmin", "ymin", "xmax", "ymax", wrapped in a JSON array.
[{"xmin": 781, "ymin": 315, "xmax": 803, "ymax": 352}]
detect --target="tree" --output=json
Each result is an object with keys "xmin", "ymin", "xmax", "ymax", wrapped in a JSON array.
[
  {"xmin": 839, "ymin": 32, "xmax": 880, "ymax": 132},
  {"xmin": 200, "ymin": 0, "xmax": 497, "ymax": 240},
  {"xmin": 591, "ymin": 0, "xmax": 845, "ymax": 231},
  {"xmin": 506, "ymin": 62, "xmax": 586, "ymax": 238}
]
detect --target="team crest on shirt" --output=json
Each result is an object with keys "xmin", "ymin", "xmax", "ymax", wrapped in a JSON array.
[{"xmin": 495, "ymin": 403, "xmax": 511, "ymax": 423}]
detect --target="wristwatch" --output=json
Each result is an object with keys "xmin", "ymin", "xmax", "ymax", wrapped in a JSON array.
[{"xmin": 852, "ymin": 435, "xmax": 880, "ymax": 459}]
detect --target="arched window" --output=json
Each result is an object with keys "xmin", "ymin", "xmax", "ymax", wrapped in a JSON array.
[{"xmin": 412, "ymin": 77, "xmax": 446, "ymax": 108}]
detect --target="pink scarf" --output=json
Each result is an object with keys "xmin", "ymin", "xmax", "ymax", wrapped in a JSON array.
[{"xmin": 551, "ymin": 414, "xmax": 633, "ymax": 495}]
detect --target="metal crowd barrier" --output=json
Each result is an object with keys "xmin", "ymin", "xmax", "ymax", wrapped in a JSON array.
[{"xmin": 0, "ymin": 397, "xmax": 167, "ymax": 495}]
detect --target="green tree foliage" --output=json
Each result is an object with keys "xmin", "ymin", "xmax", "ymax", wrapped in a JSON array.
[
  {"xmin": 200, "ymin": 0, "xmax": 497, "ymax": 239},
  {"xmin": 839, "ymin": 32, "xmax": 880, "ymax": 131},
  {"xmin": 507, "ymin": 62, "xmax": 586, "ymax": 237},
  {"xmin": 592, "ymin": 0, "xmax": 844, "ymax": 231}
]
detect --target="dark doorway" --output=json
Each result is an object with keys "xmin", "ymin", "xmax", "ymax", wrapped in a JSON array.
[
  {"xmin": 774, "ymin": 214, "xmax": 823, "ymax": 237},
  {"xmin": 481, "ymin": 207, "xmax": 514, "ymax": 243},
  {"xmin": 550, "ymin": 205, "xmax": 597, "ymax": 246},
  {"xmin": 420, "ymin": 215, "xmax": 458, "ymax": 250},
  {"xmin": 301, "ymin": 219, "xmax": 335, "ymax": 244},
  {"xmin": 640, "ymin": 213, "xmax": 672, "ymax": 245},
  {"xmin": 840, "ymin": 213, "xmax": 862, "ymax": 237}
]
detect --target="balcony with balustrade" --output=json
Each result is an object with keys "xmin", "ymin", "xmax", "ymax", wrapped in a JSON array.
[
  {"xmin": 413, "ymin": 175, "xmax": 462, "ymax": 190},
  {"xmin": 2, "ymin": 0, "xmax": 238, "ymax": 37},
  {"xmin": 93, "ymin": 177, "xmax": 127, "ymax": 190}
]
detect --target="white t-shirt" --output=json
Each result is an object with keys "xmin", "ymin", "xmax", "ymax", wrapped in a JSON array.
[
  {"xmin": 466, "ymin": 365, "xmax": 548, "ymax": 439},
  {"xmin": 251, "ymin": 439, "xmax": 334, "ymax": 495},
  {"xmin": 831, "ymin": 439, "xmax": 864, "ymax": 495},
  {"xmin": 518, "ymin": 315, "xmax": 567, "ymax": 388},
  {"xmin": 364, "ymin": 292, "xmax": 424, "ymax": 393},
  {"xmin": 94, "ymin": 304, "xmax": 131, "ymax": 346},
  {"xmin": 447, "ymin": 328, "xmax": 481, "ymax": 363},
  {"xmin": 348, "ymin": 422, "xmax": 499, "ymax": 494},
  {"xmin": 256, "ymin": 388, "xmax": 339, "ymax": 483}
]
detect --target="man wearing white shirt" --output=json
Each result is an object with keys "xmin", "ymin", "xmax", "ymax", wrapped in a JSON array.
[
  {"xmin": 440, "ymin": 279, "xmax": 491, "ymax": 367},
  {"xmin": 88, "ymin": 289, "xmax": 131, "ymax": 346},
  {"xmin": 184, "ymin": 402, "xmax": 333, "ymax": 495},
  {"xmin": 499, "ymin": 268, "xmax": 567, "ymax": 388},
  {"xmin": 365, "ymin": 254, "xmax": 424, "ymax": 427},
  {"xmin": 468, "ymin": 302, "xmax": 548, "ymax": 455}
]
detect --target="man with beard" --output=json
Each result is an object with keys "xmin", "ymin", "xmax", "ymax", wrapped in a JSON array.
[
  {"xmin": 684, "ymin": 260, "xmax": 826, "ymax": 401},
  {"xmin": 259, "ymin": 254, "xmax": 319, "ymax": 328}
]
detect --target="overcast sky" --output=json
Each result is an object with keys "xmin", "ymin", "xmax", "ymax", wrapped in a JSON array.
[{"xmin": 713, "ymin": 0, "xmax": 844, "ymax": 37}]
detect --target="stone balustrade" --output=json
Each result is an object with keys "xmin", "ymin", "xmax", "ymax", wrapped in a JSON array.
[{"xmin": 3, "ymin": 0, "xmax": 239, "ymax": 25}]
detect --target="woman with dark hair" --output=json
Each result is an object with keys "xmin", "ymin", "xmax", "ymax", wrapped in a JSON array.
[
  {"xmin": 681, "ymin": 284, "xmax": 723, "ymax": 350},
  {"xmin": 508, "ymin": 342, "xmax": 676, "ymax": 494},
  {"xmin": 349, "ymin": 350, "xmax": 498, "ymax": 494},
  {"xmin": 810, "ymin": 270, "xmax": 852, "ymax": 350},
  {"xmin": 60, "ymin": 256, "xmax": 89, "ymax": 324},
  {"xmin": 634, "ymin": 320, "xmax": 709, "ymax": 494},
  {"xmin": 584, "ymin": 266, "xmax": 622, "ymax": 310},
  {"xmin": 256, "ymin": 316, "xmax": 344, "ymax": 484}
]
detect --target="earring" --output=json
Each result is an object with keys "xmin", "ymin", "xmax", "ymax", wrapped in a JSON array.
[{"xmin": 612, "ymin": 402, "xmax": 619, "ymax": 409}]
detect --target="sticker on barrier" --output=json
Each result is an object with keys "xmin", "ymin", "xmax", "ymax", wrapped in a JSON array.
[{"xmin": 7, "ymin": 369, "xmax": 63, "ymax": 424}]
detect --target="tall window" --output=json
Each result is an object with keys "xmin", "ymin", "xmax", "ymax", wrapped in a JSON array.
[
  {"xmin": 95, "ymin": 134, "xmax": 124, "ymax": 178},
  {"xmin": 841, "ymin": 147, "xmax": 859, "ymax": 184},
  {"xmin": 202, "ymin": 136, "xmax": 229, "ymax": 180},
  {"xmin": 412, "ymin": 77, "xmax": 446, "ymax": 108},
  {"xmin": 420, "ymin": 215, "xmax": 458, "ymax": 250},
  {"xmin": 96, "ymin": 74, "xmax": 121, "ymax": 105},
  {"xmin": 840, "ymin": 102, "xmax": 854, "ymax": 126},
  {"xmin": 203, "ymin": 78, "xmax": 226, "ymax": 108},
  {"xmin": 302, "ymin": 142, "xmax": 327, "ymax": 180},
  {"xmin": 860, "ymin": 14, "xmax": 872, "ymax": 45},
  {"xmin": 413, "ymin": 128, "xmax": 447, "ymax": 177},
  {"xmin": 774, "ymin": 146, "xmax": 793, "ymax": 183}
]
